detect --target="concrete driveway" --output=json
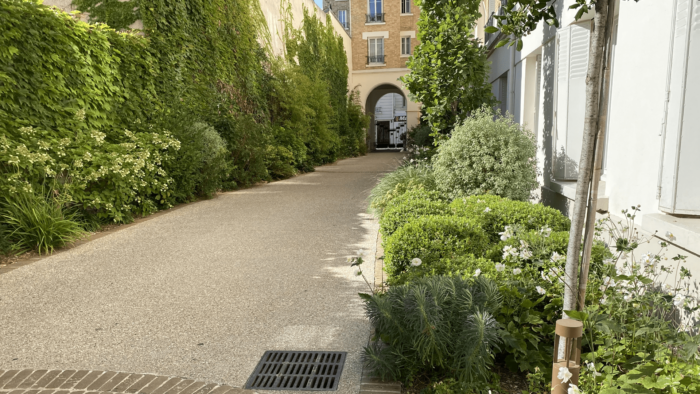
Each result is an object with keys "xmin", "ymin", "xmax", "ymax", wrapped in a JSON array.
[{"xmin": 0, "ymin": 152, "xmax": 403, "ymax": 394}]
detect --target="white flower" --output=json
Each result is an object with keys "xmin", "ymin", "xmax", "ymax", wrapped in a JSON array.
[
  {"xmin": 603, "ymin": 258, "xmax": 614, "ymax": 265},
  {"xmin": 663, "ymin": 283, "xmax": 673, "ymax": 293},
  {"xmin": 602, "ymin": 276, "xmax": 616, "ymax": 288},
  {"xmin": 484, "ymin": 207, "xmax": 491, "ymax": 213},
  {"xmin": 411, "ymin": 258, "xmax": 422, "ymax": 267},
  {"xmin": 519, "ymin": 249, "xmax": 533, "ymax": 259},
  {"xmin": 512, "ymin": 268, "xmax": 522, "ymax": 275},
  {"xmin": 551, "ymin": 252, "xmax": 564, "ymax": 263},
  {"xmin": 624, "ymin": 294, "xmax": 633, "ymax": 302},
  {"xmin": 536, "ymin": 286, "xmax": 546, "ymax": 295},
  {"xmin": 499, "ymin": 226, "xmax": 513, "ymax": 241},
  {"xmin": 557, "ymin": 367, "xmax": 573, "ymax": 384},
  {"xmin": 666, "ymin": 231, "xmax": 677, "ymax": 242},
  {"xmin": 673, "ymin": 294, "xmax": 685, "ymax": 307},
  {"xmin": 473, "ymin": 269, "xmax": 481, "ymax": 277},
  {"xmin": 567, "ymin": 384, "xmax": 582, "ymax": 394},
  {"xmin": 585, "ymin": 362, "xmax": 602, "ymax": 377},
  {"xmin": 540, "ymin": 226, "xmax": 552, "ymax": 237},
  {"xmin": 495, "ymin": 263, "xmax": 506, "ymax": 272},
  {"xmin": 502, "ymin": 245, "xmax": 518, "ymax": 259},
  {"xmin": 541, "ymin": 271, "xmax": 552, "ymax": 283},
  {"xmin": 346, "ymin": 257, "xmax": 353, "ymax": 263},
  {"xmin": 600, "ymin": 296, "xmax": 607, "ymax": 305}
]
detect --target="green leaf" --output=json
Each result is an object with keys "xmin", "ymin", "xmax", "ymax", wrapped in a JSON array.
[
  {"xmin": 484, "ymin": 26, "xmax": 499, "ymax": 34},
  {"xmin": 564, "ymin": 310, "xmax": 588, "ymax": 321},
  {"xmin": 358, "ymin": 293, "xmax": 373, "ymax": 302},
  {"xmin": 495, "ymin": 39, "xmax": 508, "ymax": 48}
]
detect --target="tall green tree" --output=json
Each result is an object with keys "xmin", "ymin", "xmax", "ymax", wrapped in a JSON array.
[{"xmin": 401, "ymin": 0, "xmax": 494, "ymax": 134}]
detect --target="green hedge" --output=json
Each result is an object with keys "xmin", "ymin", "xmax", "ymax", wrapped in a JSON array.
[
  {"xmin": 383, "ymin": 215, "xmax": 488, "ymax": 284},
  {"xmin": 379, "ymin": 189, "xmax": 448, "ymax": 237},
  {"xmin": 450, "ymin": 195, "xmax": 570, "ymax": 242},
  {"xmin": 0, "ymin": 0, "xmax": 367, "ymax": 252}
]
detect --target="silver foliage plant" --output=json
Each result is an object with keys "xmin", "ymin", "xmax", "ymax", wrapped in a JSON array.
[
  {"xmin": 432, "ymin": 106, "xmax": 538, "ymax": 201},
  {"xmin": 361, "ymin": 275, "xmax": 503, "ymax": 385}
]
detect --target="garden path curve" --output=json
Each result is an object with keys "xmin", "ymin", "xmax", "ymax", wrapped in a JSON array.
[{"xmin": 0, "ymin": 153, "xmax": 404, "ymax": 394}]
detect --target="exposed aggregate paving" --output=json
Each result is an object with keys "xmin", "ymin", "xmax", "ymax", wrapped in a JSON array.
[{"xmin": 0, "ymin": 153, "xmax": 404, "ymax": 394}]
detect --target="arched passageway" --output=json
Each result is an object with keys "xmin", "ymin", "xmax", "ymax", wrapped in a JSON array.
[{"xmin": 365, "ymin": 84, "xmax": 408, "ymax": 151}]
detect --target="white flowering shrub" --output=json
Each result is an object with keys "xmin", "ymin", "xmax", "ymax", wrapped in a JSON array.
[
  {"xmin": 571, "ymin": 207, "xmax": 700, "ymax": 393},
  {"xmin": 432, "ymin": 106, "xmax": 538, "ymax": 201},
  {"xmin": 0, "ymin": 118, "xmax": 180, "ymax": 223}
]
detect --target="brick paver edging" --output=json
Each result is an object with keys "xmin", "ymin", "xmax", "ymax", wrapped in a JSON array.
[
  {"xmin": 356, "ymin": 231, "xmax": 400, "ymax": 394},
  {"xmin": 0, "ymin": 370, "xmax": 249, "ymax": 394}
]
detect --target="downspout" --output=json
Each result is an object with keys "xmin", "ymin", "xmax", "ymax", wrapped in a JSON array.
[{"xmin": 656, "ymin": 0, "xmax": 679, "ymax": 200}]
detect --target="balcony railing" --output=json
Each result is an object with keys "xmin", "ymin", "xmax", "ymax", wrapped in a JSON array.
[
  {"xmin": 485, "ymin": 0, "xmax": 508, "ymax": 47},
  {"xmin": 367, "ymin": 55, "xmax": 385, "ymax": 65},
  {"xmin": 366, "ymin": 13, "xmax": 385, "ymax": 23}
]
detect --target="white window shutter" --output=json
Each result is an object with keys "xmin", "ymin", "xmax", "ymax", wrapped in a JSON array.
[
  {"xmin": 554, "ymin": 27, "xmax": 571, "ymax": 179},
  {"xmin": 554, "ymin": 23, "xmax": 591, "ymax": 180},
  {"xmin": 659, "ymin": 0, "xmax": 700, "ymax": 214}
]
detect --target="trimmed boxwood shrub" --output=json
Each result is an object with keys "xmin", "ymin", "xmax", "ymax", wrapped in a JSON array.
[
  {"xmin": 392, "ymin": 255, "xmax": 495, "ymax": 285},
  {"xmin": 450, "ymin": 195, "xmax": 570, "ymax": 242},
  {"xmin": 379, "ymin": 189, "xmax": 449, "ymax": 237},
  {"xmin": 383, "ymin": 215, "xmax": 488, "ymax": 284}
]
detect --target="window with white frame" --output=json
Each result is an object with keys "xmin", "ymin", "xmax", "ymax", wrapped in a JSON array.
[
  {"xmin": 368, "ymin": 0, "xmax": 382, "ymax": 16},
  {"xmin": 337, "ymin": 10, "xmax": 348, "ymax": 29},
  {"xmin": 401, "ymin": 0, "xmax": 410, "ymax": 14},
  {"xmin": 401, "ymin": 37, "xmax": 411, "ymax": 56},
  {"xmin": 368, "ymin": 38, "xmax": 384, "ymax": 64}
]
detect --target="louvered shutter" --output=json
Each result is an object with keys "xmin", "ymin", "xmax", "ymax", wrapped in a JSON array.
[
  {"xmin": 553, "ymin": 23, "xmax": 591, "ymax": 180},
  {"xmin": 659, "ymin": 0, "xmax": 700, "ymax": 214}
]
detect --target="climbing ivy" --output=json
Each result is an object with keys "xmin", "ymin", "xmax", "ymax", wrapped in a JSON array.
[{"xmin": 0, "ymin": 0, "xmax": 365, "ymax": 229}]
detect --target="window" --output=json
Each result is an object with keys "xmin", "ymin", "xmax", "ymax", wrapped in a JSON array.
[
  {"xmin": 553, "ymin": 22, "xmax": 591, "ymax": 180},
  {"xmin": 368, "ymin": 38, "xmax": 384, "ymax": 64},
  {"xmin": 337, "ymin": 10, "xmax": 348, "ymax": 29},
  {"xmin": 401, "ymin": 37, "xmax": 411, "ymax": 56},
  {"xmin": 497, "ymin": 72, "xmax": 508, "ymax": 116},
  {"xmin": 401, "ymin": 0, "xmax": 410, "ymax": 14},
  {"xmin": 368, "ymin": 0, "xmax": 382, "ymax": 16}
]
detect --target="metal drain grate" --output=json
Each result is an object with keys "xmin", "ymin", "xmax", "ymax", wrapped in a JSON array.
[{"xmin": 245, "ymin": 351, "xmax": 347, "ymax": 391}]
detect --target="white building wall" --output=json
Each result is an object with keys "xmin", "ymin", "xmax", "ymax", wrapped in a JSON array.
[
  {"xmin": 486, "ymin": 0, "xmax": 700, "ymax": 257},
  {"xmin": 605, "ymin": 0, "xmax": 672, "ymax": 221}
]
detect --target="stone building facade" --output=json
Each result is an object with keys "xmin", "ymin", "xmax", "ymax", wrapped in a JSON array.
[
  {"xmin": 349, "ymin": 0, "xmax": 421, "ymax": 150},
  {"xmin": 323, "ymin": 0, "xmax": 352, "ymax": 36}
]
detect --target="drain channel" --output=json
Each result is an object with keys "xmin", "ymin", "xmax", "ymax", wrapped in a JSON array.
[{"xmin": 245, "ymin": 351, "xmax": 347, "ymax": 391}]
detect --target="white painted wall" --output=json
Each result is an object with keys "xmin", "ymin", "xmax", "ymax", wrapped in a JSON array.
[
  {"xmin": 485, "ymin": 0, "xmax": 700, "ymax": 255},
  {"xmin": 605, "ymin": 0, "xmax": 672, "ymax": 222}
]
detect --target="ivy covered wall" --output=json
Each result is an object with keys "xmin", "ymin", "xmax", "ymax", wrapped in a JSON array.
[{"xmin": 0, "ymin": 0, "xmax": 368, "ymax": 236}]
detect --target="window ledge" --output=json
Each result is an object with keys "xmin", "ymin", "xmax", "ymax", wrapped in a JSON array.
[
  {"xmin": 547, "ymin": 180, "xmax": 578, "ymax": 201},
  {"xmin": 400, "ymin": 55, "xmax": 410, "ymax": 58},
  {"xmin": 642, "ymin": 213, "xmax": 700, "ymax": 256},
  {"xmin": 400, "ymin": 13, "xmax": 413, "ymax": 16},
  {"xmin": 367, "ymin": 63, "xmax": 386, "ymax": 67},
  {"xmin": 365, "ymin": 22, "xmax": 386, "ymax": 25}
]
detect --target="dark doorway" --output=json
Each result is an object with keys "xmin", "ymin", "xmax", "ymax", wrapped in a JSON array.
[{"xmin": 376, "ymin": 121, "xmax": 391, "ymax": 148}]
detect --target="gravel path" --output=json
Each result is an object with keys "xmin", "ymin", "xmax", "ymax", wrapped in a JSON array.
[{"xmin": 0, "ymin": 152, "xmax": 403, "ymax": 394}]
